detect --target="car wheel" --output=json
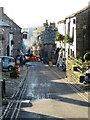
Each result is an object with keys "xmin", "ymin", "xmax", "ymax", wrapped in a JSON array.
[{"xmin": 8, "ymin": 66, "xmax": 13, "ymax": 71}]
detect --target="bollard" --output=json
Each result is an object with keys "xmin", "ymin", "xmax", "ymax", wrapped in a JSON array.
[
  {"xmin": 0, "ymin": 80, "xmax": 2, "ymax": 117},
  {"xmin": 2, "ymin": 79, "xmax": 6, "ymax": 96}
]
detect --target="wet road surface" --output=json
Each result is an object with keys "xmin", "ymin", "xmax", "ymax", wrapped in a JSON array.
[{"xmin": 4, "ymin": 62, "xmax": 88, "ymax": 119}]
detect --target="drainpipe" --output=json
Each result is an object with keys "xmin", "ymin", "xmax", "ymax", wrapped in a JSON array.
[{"xmin": 0, "ymin": 59, "xmax": 2, "ymax": 117}]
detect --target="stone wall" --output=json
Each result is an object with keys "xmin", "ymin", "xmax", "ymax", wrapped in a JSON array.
[
  {"xmin": 66, "ymin": 60, "xmax": 82, "ymax": 83},
  {"xmin": 44, "ymin": 44, "xmax": 53, "ymax": 59},
  {"xmin": 3, "ymin": 14, "xmax": 22, "ymax": 58},
  {"xmin": 88, "ymin": 7, "xmax": 90, "ymax": 51},
  {"xmin": 3, "ymin": 27, "xmax": 10, "ymax": 56},
  {"xmin": 76, "ymin": 7, "xmax": 90, "ymax": 58},
  {"xmin": 0, "ymin": 7, "xmax": 22, "ymax": 58}
]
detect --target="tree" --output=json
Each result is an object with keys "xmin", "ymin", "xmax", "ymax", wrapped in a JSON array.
[
  {"xmin": 55, "ymin": 31, "xmax": 64, "ymax": 41},
  {"xmin": 64, "ymin": 34, "xmax": 72, "ymax": 43}
]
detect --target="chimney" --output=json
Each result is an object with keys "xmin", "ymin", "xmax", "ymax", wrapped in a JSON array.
[{"xmin": 0, "ymin": 7, "xmax": 4, "ymax": 20}]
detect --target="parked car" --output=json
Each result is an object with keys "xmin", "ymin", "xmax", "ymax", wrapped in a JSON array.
[
  {"xmin": 0, "ymin": 56, "xmax": 15, "ymax": 71},
  {"xmin": 29, "ymin": 56, "xmax": 40, "ymax": 62}
]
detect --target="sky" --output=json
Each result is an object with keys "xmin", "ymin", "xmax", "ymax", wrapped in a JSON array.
[{"xmin": 0, "ymin": 0, "xmax": 90, "ymax": 28}]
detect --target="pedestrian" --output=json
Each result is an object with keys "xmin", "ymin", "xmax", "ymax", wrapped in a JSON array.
[
  {"xmin": 85, "ymin": 66, "xmax": 90, "ymax": 83},
  {"xmin": 28, "ymin": 48, "xmax": 30, "ymax": 55},
  {"xmin": 20, "ymin": 55, "xmax": 23, "ymax": 67}
]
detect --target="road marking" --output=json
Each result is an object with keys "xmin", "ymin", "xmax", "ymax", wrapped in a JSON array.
[
  {"xmin": 15, "ymin": 86, "xmax": 27, "ymax": 119},
  {"xmin": 65, "ymin": 78, "xmax": 88, "ymax": 95},
  {"xmin": 10, "ymin": 84, "xmax": 26, "ymax": 120},
  {"xmin": 64, "ymin": 80, "xmax": 88, "ymax": 102},
  {"xmin": 50, "ymin": 67, "xmax": 88, "ymax": 102}
]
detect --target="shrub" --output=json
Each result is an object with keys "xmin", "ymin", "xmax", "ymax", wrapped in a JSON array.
[
  {"xmin": 11, "ymin": 66, "xmax": 18, "ymax": 72},
  {"xmin": 84, "ymin": 52, "xmax": 90, "ymax": 60},
  {"xmin": 64, "ymin": 34, "xmax": 72, "ymax": 43}
]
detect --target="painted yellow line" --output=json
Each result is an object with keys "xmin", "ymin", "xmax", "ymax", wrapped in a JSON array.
[{"xmin": 51, "ymin": 67, "xmax": 88, "ymax": 102}]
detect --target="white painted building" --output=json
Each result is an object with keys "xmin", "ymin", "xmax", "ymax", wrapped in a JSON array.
[
  {"xmin": 58, "ymin": 15, "xmax": 76, "ymax": 59},
  {"xmin": 57, "ymin": 20, "xmax": 66, "ymax": 56},
  {"xmin": 58, "ymin": 5, "xmax": 90, "ymax": 59},
  {"xmin": 65, "ymin": 16, "xmax": 76, "ymax": 59},
  {"xmin": 58, "ymin": 20, "xmax": 66, "ymax": 35}
]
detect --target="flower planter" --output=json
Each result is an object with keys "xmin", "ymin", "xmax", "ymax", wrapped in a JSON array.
[
  {"xmin": 79, "ymin": 76, "xmax": 85, "ymax": 83},
  {"xmin": 10, "ymin": 71, "xmax": 17, "ymax": 78},
  {"xmin": 49, "ymin": 61, "xmax": 53, "ymax": 67}
]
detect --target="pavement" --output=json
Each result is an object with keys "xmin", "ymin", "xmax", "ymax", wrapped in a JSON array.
[
  {"xmin": 52, "ymin": 65, "xmax": 90, "ymax": 94},
  {"xmin": 8, "ymin": 62, "xmax": 88, "ymax": 119},
  {"xmin": 0, "ymin": 62, "xmax": 89, "ymax": 119},
  {"xmin": 1, "ymin": 65, "xmax": 28, "ymax": 115}
]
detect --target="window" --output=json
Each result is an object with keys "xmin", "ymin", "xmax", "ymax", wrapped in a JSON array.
[
  {"xmin": 4, "ymin": 58, "xmax": 9, "ymax": 62},
  {"xmin": 72, "ymin": 27, "xmax": 74, "ymax": 42},
  {"xmin": 72, "ymin": 51, "xmax": 74, "ymax": 57},
  {"xmin": 73, "ymin": 19, "xmax": 76, "ymax": 24},
  {"xmin": 71, "ymin": 49, "xmax": 72, "ymax": 56},
  {"xmin": 68, "ymin": 48, "xmax": 70, "ymax": 55},
  {"xmin": 68, "ymin": 21, "xmax": 70, "ymax": 34}
]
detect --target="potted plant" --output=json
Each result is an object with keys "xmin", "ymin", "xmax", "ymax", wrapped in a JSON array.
[{"xmin": 10, "ymin": 66, "xmax": 18, "ymax": 78}]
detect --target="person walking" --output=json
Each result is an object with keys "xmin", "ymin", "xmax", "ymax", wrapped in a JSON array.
[{"xmin": 20, "ymin": 55, "xmax": 23, "ymax": 67}]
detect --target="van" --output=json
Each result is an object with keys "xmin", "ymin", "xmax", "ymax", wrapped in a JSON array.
[{"xmin": 0, "ymin": 56, "xmax": 15, "ymax": 71}]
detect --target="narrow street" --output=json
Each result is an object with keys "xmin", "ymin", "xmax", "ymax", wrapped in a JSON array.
[{"xmin": 4, "ymin": 62, "xmax": 88, "ymax": 119}]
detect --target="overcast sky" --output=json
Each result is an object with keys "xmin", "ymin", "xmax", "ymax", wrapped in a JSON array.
[{"xmin": 0, "ymin": 0, "xmax": 90, "ymax": 28}]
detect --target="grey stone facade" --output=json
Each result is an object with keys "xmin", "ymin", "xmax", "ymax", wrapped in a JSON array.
[
  {"xmin": 76, "ymin": 6, "xmax": 90, "ymax": 58},
  {"xmin": 41, "ymin": 20, "xmax": 57, "ymax": 60},
  {"xmin": 0, "ymin": 7, "xmax": 22, "ymax": 58}
]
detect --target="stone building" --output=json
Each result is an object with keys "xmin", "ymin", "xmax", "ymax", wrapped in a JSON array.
[
  {"xmin": 0, "ymin": 20, "xmax": 10, "ymax": 56},
  {"xmin": 0, "ymin": 7, "xmax": 22, "ymax": 58},
  {"xmin": 40, "ymin": 20, "xmax": 57, "ymax": 62},
  {"xmin": 58, "ymin": 5, "xmax": 90, "ymax": 59},
  {"xmin": 76, "ymin": 6, "xmax": 90, "ymax": 58}
]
